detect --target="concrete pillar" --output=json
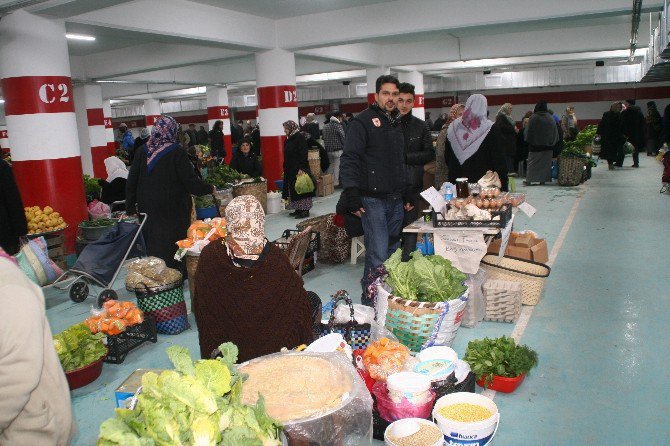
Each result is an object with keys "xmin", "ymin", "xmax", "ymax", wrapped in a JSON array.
[
  {"xmin": 103, "ymin": 100, "xmax": 116, "ymax": 158},
  {"xmin": 398, "ymin": 70, "xmax": 426, "ymax": 121},
  {"xmin": 143, "ymin": 99, "xmax": 161, "ymax": 132},
  {"xmin": 0, "ymin": 10, "xmax": 87, "ymax": 250},
  {"xmin": 255, "ymin": 48, "xmax": 299, "ymax": 190},
  {"xmin": 206, "ymin": 86, "xmax": 232, "ymax": 163},
  {"xmin": 0, "ymin": 125, "xmax": 9, "ymax": 156},
  {"xmin": 366, "ymin": 67, "xmax": 390, "ymax": 105},
  {"xmin": 74, "ymin": 84, "xmax": 108, "ymax": 177}
]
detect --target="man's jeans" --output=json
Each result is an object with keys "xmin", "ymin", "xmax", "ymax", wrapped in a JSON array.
[{"xmin": 360, "ymin": 195, "xmax": 404, "ymax": 300}]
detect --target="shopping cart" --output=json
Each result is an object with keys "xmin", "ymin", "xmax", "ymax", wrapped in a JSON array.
[{"xmin": 52, "ymin": 213, "xmax": 147, "ymax": 307}]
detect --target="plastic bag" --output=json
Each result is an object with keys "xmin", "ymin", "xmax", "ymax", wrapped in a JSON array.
[
  {"xmin": 239, "ymin": 351, "xmax": 372, "ymax": 445},
  {"xmin": 295, "ymin": 172, "xmax": 315, "ymax": 194},
  {"xmin": 461, "ymin": 268, "xmax": 487, "ymax": 328},
  {"xmin": 127, "ymin": 257, "xmax": 166, "ymax": 279},
  {"xmin": 477, "ymin": 170, "xmax": 502, "ymax": 188},
  {"xmin": 363, "ymin": 337, "xmax": 410, "ymax": 382},
  {"xmin": 15, "ymin": 236, "xmax": 63, "ymax": 286},
  {"xmin": 372, "ymin": 381, "xmax": 436, "ymax": 422},
  {"xmin": 88, "ymin": 200, "xmax": 111, "ymax": 220},
  {"xmin": 334, "ymin": 303, "xmax": 376, "ymax": 325}
]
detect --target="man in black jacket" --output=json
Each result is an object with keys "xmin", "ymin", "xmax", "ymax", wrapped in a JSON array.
[
  {"xmin": 340, "ymin": 75, "xmax": 410, "ymax": 303},
  {"xmin": 621, "ymin": 99, "xmax": 646, "ymax": 168},
  {"xmin": 397, "ymin": 82, "xmax": 435, "ymax": 260}
]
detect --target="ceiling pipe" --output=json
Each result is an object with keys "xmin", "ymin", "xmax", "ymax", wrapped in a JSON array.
[{"xmin": 629, "ymin": 0, "xmax": 643, "ymax": 62}]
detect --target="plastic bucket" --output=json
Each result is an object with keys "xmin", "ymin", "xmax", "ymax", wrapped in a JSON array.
[
  {"xmin": 387, "ymin": 372, "xmax": 431, "ymax": 405},
  {"xmin": 195, "ymin": 206, "xmax": 218, "ymax": 219},
  {"xmin": 384, "ymin": 418, "xmax": 443, "ymax": 446},
  {"xmin": 433, "ymin": 392, "xmax": 500, "ymax": 446},
  {"xmin": 267, "ymin": 193, "xmax": 282, "ymax": 214}
]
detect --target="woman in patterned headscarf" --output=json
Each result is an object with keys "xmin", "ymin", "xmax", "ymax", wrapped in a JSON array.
[
  {"xmin": 126, "ymin": 115, "xmax": 214, "ymax": 270},
  {"xmin": 282, "ymin": 120, "xmax": 315, "ymax": 219},
  {"xmin": 193, "ymin": 195, "xmax": 314, "ymax": 361},
  {"xmin": 434, "ymin": 103, "xmax": 465, "ymax": 188}
]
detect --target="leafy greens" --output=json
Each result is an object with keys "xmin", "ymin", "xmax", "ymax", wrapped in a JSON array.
[
  {"xmin": 53, "ymin": 323, "xmax": 107, "ymax": 372},
  {"xmin": 464, "ymin": 336, "xmax": 539, "ymax": 385},
  {"xmin": 383, "ymin": 249, "xmax": 467, "ymax": 302},
  {"xmin": 97, "ymin": 343, "xmax": 282, "ymax": 446}
]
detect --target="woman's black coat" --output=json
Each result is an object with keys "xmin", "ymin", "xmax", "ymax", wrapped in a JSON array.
[{"xmin": 282, "ymin": 132, "xmax": 315, "ymax": 201}]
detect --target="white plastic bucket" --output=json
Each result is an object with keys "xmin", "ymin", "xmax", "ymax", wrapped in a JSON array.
[
  {"xmin": 433, "ymin": 392, "xmax": 500, "ymax": 446},
  {"xmin": 386, "ymin": 372, "xmax": 431, "ymax": 405},
  {"xmin": 266, "ymin": 193, "xmax": 282, "ymax": 214},
  {"xmin": 384, "ymin": 418, "xmax": 443, "ymax": 446},
  {"xmin": 418, "ymin": 346, "xmax": 458, "ymax": 363}
]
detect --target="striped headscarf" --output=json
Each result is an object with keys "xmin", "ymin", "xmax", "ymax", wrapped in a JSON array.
[{"xmin": 146, "ymin": 115, "xmax": 179, "ymax": 173}]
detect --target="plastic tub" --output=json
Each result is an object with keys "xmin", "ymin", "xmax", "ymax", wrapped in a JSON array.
[
  {"xmin": 65, "ymin": 351, "xmax": 107, "ymax": 390},
  {"xmin": 418, "ymin": 346, "xmax": 458, "ymax": 363},
  {"xmin": 386, "ymin": 372, "xmax": 431, "ymax": 405},
  {"xmin": 384, "ymin": 418, "xmax": 443, "ymax": 446},
  {"xmin": 267, "ymin": 193, "xmax": 282, "ymax": 214},
  {"xmin": 433, "ymin": 392, "xmax": 500, "ymax": 446},
  {"xmin": 195, "ymin": 206, "xmax": 218, "ymax": 219},
  {"xmin": 414, "ymin": 359, "xmax": 456, "ymax": 383},
  {"xmin": 476, "ymin": 373, "xmax": 525, "ymax": 393},
  {"xmin": 78, "ymin": 222, "xmax": 115, "ymax": 241}
]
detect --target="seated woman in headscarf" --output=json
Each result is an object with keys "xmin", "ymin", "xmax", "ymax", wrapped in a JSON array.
[
  {"xmin": 99, "ymin": 156, "xmax": 128, "ymax": 205},
  {"xmin": 445, "ymin": 94, "xmax": 508, "ymax": 191},
  {"xmin": 193, "ymin": 195, "xmax": 314, "ymax": 362},
  {"xmin": 229, "ymin": 138, "xmax": 262, "ymax": 177}
]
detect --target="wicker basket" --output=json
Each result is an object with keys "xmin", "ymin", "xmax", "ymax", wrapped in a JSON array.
[
  {"xmin": 483, "ymin": 280, "xmax": 522, "ymax": 323},
  {"xmin": 558, "ymin": 157, "xmax": 585, "ymax": 187},
  {"xmin": 383, "ymin": 289, "xmax": 467, "ymax": 352},
  {"xmin": 308, "ymin": 149, "xmax": 321, "ymax": 177},
  {"xmin": 480, "ymin": 255, "xmax": 550, "ymax": 306},
  {"xmin": 232, "ymin": 180, "xmax": 267, "ymax": 212},
  {"xmin": 185, "ymin": 253, "xmax": 200, "ymax": 312}
]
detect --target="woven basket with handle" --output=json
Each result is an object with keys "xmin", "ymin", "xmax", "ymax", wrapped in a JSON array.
[
  {"xmin": 558, "ymin": 157, "xmax": 585, "ymax": 186},
  {"xmin": 480, "ymin": 255, "xmax": 550, "ymax": 306},
  {"xmin": 232, "ymin": 180, "xmax": 267, "ymax": 212}
]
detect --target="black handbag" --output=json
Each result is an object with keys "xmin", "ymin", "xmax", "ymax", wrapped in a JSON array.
[{"xmin": 319, "ymin": 290, "xmax": 371, "ymax": 350}]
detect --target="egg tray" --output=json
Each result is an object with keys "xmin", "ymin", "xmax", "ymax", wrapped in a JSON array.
[
  {"xmin": 483, "ymin": 280, "xmax": 522, "ymax": 323},
  {"xmin": 432, "ymin": 204, "xmax": 512, "ymax": 228}
]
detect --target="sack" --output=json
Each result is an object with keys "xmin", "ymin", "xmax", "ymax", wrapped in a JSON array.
[
  {"xmin": 295, "ymin": 172, "xmax": 315, "ymax": 194},
  {"xmin": 135, "ymin": 282, "xmax": 190, "ymax": 335},
  {"xmin": 319, "ymin": 290, "xmax": 371, "ymax": 350}
]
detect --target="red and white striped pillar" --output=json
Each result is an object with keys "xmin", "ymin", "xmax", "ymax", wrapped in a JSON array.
[
  {"xmin": 366, "ymin": 67, "xmax": 390, "ymax": 105},
  {"xmin": 398, "ymin": 70, "xmax": 426, "ymax": 121},
  {"xmin": 143, "ymin": 99, "xmax": 161, "ymax": 131},
  {"xmin": 206, "ymin": 86, "xmax": 232, "ymax": 163},
  {"xmin": 0, "ymin": 125, "xmax": 9, "ymax": 156},
  {"xmin": 0, "ymin": 10, "xmax": 87, "ymax": 250},
  {"xmin": 255, "ymin": 48, "xmax": 299, "ymax": 190},
  {"xmin": 74, "ymin": 84, "xmax": 108, "ymax": 177},
  {"xmin": 103, "ymin": 100, "xmax": 116, "ymax": 157}
]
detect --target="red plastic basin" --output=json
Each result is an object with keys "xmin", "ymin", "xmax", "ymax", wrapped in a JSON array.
[
  {"xmin": 65, "ymin": 352, "xmax": 107, "ymax": 390},
  {"xmin": 476, "ymin": 373, "xmax": 525, "ymax": 393}
]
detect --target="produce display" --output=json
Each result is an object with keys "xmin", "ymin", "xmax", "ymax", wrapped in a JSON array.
[
  {"xmin": 53, "ymin": 323, "xmax": 107, "ymax": 372},
  {"xmin": 205, "ymin": 164, "xmax": 244, "ymax": 189},
  {"xmin": 84, "ymin": 300, "xmax": 144, "ymax": 336},
  {"xmin": 175, "ymin": 219, "xmax": 227, "ymax": 260},
  {"xmin": 194, "ymin": 195, "xmax": 216, "ymax": 209},
  {"xmin": 24, "ymin": 205, "xmax": 66, "ymax": 234},
  {"xmin": 98, "ymin": 343, "xmax": 282, "ymax": 446},
  {"xmin": 239, "ymin": 354, "xmax": 353, "ymax": 422},
  {"xmin": 80, "ymin": 218, "xmax": 116, "ymax": 228},
  {"xmin": 438, "ymin": 403, "xmax": 493, "ymax": 422},
  {"xmin": 464, "ymin": 336, "xmax": 538, "ymax": 386},
  {"xmin": 362, "ymin": 337, "xmax": 410, "ymax": 382},
  {"xmin": 384, "ymin": 249, "xmax": 467, "ymax": 302},
  {"xmin": 84, "ymin": 174, "xmax": 102, "ymax": 196}
]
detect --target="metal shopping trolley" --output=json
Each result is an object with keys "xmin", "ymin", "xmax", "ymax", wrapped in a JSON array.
[{"xmin": 53, "ymin": 213, "xmax": 147, "ymax": 307}]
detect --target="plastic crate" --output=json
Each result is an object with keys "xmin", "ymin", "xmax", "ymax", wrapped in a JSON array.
[
  {"xmin": 432, "ymin": 203, "xmax": 512, "ymax": 228},
  {"xmin": 278, "ymin": 229, "xmax": 321, "ymax": 254},
  {"xmin": 104, "ymin": 316, "xmax": 158, "ymax": 364},
  {"xmin": 301, "ymin": 252, "xmax": 316, "ymax": 275}
]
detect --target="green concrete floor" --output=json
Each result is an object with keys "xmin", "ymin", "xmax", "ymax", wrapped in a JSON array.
[{"xmin": 43, "ymin": 155, "xmax": 670, "ymax": 445}]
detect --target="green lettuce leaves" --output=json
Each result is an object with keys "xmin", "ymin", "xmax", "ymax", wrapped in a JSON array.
[
  {"xmin": 384, "ymin": 249, "xmax": 467, "ymax": 302},
  {"xmin": 53, "ymin": 323, "xmax": 107, "ymax": 372},
  {"xmin": 97, "ymin": 343, "xmax": 282, "ymax": 446}
]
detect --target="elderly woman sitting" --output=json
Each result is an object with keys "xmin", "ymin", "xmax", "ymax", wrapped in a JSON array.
[{"xmin": 193, "ymin": 195, "xmax": 314, "ymax": 362}]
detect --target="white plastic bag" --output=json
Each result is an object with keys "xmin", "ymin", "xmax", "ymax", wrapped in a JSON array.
[
  {"xmin": 334, "ymin": 303, "xmax": 376, "ymax": 325},
  {"xmin": 461, "ymin": 268, "xmax": 487, "ymax": 328}
]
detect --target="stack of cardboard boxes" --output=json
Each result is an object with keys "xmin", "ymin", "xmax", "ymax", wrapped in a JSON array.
[
  {"xmin": 488, "ymin": 232, "xmax": 549, "ymax": 264},
  {"xmin": 317, "ymin": 174, "xmax": 334, "ymax": 197}
]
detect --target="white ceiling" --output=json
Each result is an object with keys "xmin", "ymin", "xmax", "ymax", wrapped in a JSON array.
[{"xmin": 189, "ymin": 0, "xmax": 393, "ymax": 19}]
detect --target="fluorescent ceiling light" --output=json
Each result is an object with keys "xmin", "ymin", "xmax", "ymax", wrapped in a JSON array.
[
  {"xmin": 0, "ymin": 99, "xmax": 4, "ymax": 104},
  {"xmin": 66, "ymin": 33, "xmax": 96, "ymax": 41}
]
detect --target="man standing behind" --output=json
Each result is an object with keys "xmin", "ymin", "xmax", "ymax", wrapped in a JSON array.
[
  {"xmin": 118, "ymin": 123, "xmax": 135, "ymax": 156},
  {"xmin": 196, "ymin": 125, "xmax": 209, "ymax": 145},
  {"xmin": 304, "ymin": 113, "xmax": 321, "ymax": 141},
  {"xmin": 322, "ymin": 113, "xmax": 346, "ymax": 186},
  {"xmin": 397, "ymin": 82, "xmax": 434, "ymax": 260},
  {"xmin": 185, "ymin": 123, "xmax": 198, "ymax": 148},
  {"xmin": 621, "ymin": 99, "xmax": 646, "ymax": 168},
  {"xmin": 340, "ymin": 75, "xmax": 410, "ymax": 304}
]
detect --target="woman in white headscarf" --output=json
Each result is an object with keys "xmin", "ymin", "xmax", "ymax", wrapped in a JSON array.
[
  {"xmin": 193, "ymin": 195, "xmax": 314, "ymax": 362},
  {"xmin": 445, "ymin": 94, "xmax": 509, "ymax": 190},
  {"xmin": 99, "ymin": 156, "xmax": 129, "ymax": 204}
]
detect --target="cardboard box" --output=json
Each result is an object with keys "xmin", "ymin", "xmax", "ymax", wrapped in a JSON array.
[
  {"xmin": 317, "ymin": 174, "xmax": 334, "ymax": 197},
  {"xmin": 115, "ymin": 369, "xmax": 163, "ymax": 408},
  {"xmin": 487, "ymin": 232, "xmax": 548, "ymax": 264}
]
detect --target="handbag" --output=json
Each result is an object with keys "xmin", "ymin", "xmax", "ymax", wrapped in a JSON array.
[{"xmin": 319, "ymin": 290, "xmax": 371, "ymax": 350}]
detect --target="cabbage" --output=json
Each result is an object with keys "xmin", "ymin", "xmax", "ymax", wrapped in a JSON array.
[
  {"xmin": 53, "ymin": 323, "xmax": 106, "ymax": 372},
  {"xmin": 97, "ymin": 343, "xmax": 281, "ymax": 446}
]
